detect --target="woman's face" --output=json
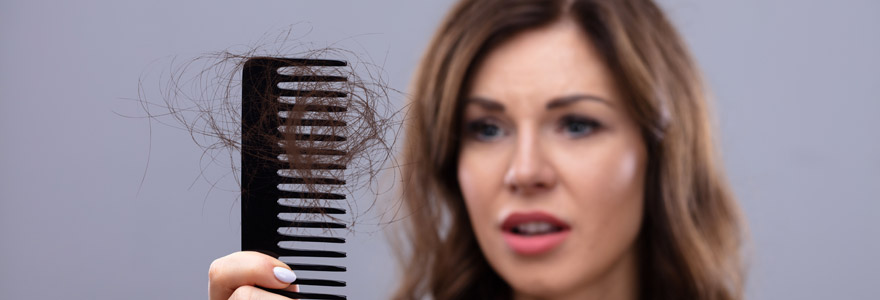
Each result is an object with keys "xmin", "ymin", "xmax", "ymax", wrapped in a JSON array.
[{"xmin": 457, "ymin": 19, "xmax": 647, "ymax": 299}]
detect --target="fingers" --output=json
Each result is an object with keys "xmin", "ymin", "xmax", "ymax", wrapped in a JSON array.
[
  {"xmin": 209, "ymin": 251, "xmax": 297, "ymax": 300},
  {"xmin": 228, "ymin": 285, "xmax": 296, "ymax": 300}
]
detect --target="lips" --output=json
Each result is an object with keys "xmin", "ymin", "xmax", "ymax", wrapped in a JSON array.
[{"xmin": 500, "ymin": 211, "xmax": 571, "ymax": 256}]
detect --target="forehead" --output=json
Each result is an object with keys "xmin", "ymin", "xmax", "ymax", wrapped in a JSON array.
[{"xmin": 467, "ymin": 19, "xmax": 617, "ymax": 105}]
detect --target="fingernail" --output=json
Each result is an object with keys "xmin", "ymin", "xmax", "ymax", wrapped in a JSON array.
[{"xmin": 273, "ymin": 267, "xmax": 297, "ymax": 283}]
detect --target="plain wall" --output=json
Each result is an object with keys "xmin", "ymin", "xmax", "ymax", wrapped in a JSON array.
[{"xmin": 1, "ymin": 0, "xmax": 877, "ymax": 299}]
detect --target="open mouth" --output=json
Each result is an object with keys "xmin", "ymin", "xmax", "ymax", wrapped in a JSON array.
[
  {"xmin": 509, "ymin": 221, "xmax": 566, "ymax": 236},
  {"xmin": 501, "ymin": 211, "xmax": 571, "ymax": 255}
]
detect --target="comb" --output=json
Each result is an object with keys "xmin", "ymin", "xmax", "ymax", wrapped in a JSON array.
[{"xmin": 241, "ymin": 57, "xmax": 350, "ymax": 300}]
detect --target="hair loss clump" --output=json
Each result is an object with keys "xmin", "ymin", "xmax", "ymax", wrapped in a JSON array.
[{"xmin": 137, "ymin": 42, "xmax": 404, "ymax": 227}]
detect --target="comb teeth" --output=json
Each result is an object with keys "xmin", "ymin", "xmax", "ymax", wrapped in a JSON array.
[
  {"xmin": 242, "ymin": 57, "xmax": 350, "ymax": 299},
  {"xmin": 278, "ymin": 178, "xmax": 346, "ymax": 185},
  {"xmin": 258, "ymin": 287, "xmax": 347, "ymax": 300},
  {"xmin": 278, "ymin": 234, "xmax": 346, "ymax": 243},
  {"xmin": 278, "ymin": 103, "xmax": 348, "ymax": 112}
]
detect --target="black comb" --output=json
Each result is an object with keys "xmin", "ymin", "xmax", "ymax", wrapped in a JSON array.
[{"xmin": 242, "ymin": 57, "xmax": 350, "ymax": 300}]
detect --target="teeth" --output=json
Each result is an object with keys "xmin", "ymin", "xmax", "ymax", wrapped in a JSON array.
[{"xmin": 514, "ymin": 222, "xmax": 556, "ymax": 235}]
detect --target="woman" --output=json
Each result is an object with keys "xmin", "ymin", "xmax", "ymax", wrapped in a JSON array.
[{"xmin": 209, "ymin": 0, "xmax": 747, "ymax": 299}]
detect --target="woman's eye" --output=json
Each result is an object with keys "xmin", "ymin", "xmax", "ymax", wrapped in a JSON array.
[
  {"xmin": 465, "ymin": 119, "xmax": 505, "ymax": 141},
  {"xmin": 560, "ymin": 116, "xmax": 600, "ymax": 137}
]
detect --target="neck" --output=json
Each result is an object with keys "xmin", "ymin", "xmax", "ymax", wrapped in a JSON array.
[{"xmin": 512, "ymin": 247, "xmax": 640, "ymax": 300}]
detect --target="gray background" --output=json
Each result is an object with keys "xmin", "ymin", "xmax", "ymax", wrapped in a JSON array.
[{"xmin": 1, "ymin": 0, "xmax": 877, "ymax": 299}]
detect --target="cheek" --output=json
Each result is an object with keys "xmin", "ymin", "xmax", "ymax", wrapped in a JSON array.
[
  {"xmin": 558, "ymin": 132, "xmax": 645, "ymax": 200},
  {"xmin": 589, "ymin": 147, "xmax": 642, "ymax": 193},
  {"xmin": 457, "ymin": 148, "xmax": 506, "ymax": 233},
  {"xmin": 457, "ymin": 152, "xmax": 479, "ymax": 206},
  {"xmin": 558, "ymin": 138, "xmax": 646, "ymax": 247},
  {"xmin": 458, "ymin": 151, "xmax": 490, "ymax": 206}
]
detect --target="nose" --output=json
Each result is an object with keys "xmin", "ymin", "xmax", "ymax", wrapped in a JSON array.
[{"xmin": 503, "ymin": 129, "xmax": 557, "ymax": 195}]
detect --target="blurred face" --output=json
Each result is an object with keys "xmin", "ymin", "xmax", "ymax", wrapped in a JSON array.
[{"xmin": 457, "ymin": 19, "xmax": 647, "ymax": 299}]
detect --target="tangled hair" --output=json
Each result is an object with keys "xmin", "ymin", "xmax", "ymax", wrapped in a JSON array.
[
  {"xmin": 394, "ymin": 0, "xmax": 747, "ymax": 299},
  {"xmin": 136, "ymin": 35, "xmax": 403, "ymax": 226}
]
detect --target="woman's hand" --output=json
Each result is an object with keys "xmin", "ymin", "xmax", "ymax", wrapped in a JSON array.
[{"xmin": 209, "ymin": 251, "xmax": 299, "ymax": 300}]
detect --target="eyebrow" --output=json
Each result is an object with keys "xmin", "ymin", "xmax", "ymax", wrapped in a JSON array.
[
  {"xmin": 465, "ymin": 94, "xmax": 610, "ymax": 111},
  {"xmin": 546, "ymin": 94, "xmax": 611, "ymax": 109}
]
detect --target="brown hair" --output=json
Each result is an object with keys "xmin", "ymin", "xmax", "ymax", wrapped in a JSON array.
[
  {"xmin": 136, "ymin": 42, "xmax": 402, "ymax": 228},
  {"xmin": 394, "ymin": 0, "xmax": 746, "ymax": 299}
]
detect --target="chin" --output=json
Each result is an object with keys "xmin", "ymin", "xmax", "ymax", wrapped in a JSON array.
[
  {"xmin": 478, "ymin": 228, "xmax": 640, "ymax": 300},
  {"xmin": 481, "ymin": 238, "xmax": 588, "ymax": 298},
  {"xmin": 507, "ymin": 271, "xmax": 580, "ymax": 298}
]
